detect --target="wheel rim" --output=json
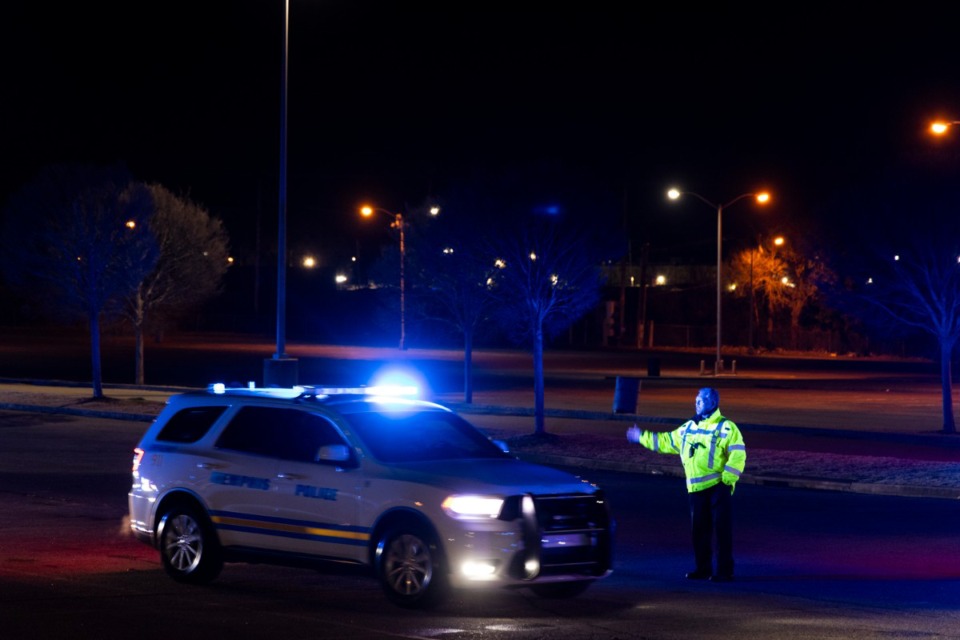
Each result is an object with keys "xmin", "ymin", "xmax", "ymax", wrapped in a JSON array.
[
  {"xmin": 383, "ymin": 534, "xmax": 432, "ymax": 596},
  {"xmin": 163, "ymin": 513, "xmax": 203, "ymax": 573}
]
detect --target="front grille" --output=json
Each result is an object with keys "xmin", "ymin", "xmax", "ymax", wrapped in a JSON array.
[
  {"xmin": 534, "ymin": 493, "xmax": 609, "ymax": 532},
  {"xmin": 505, "ymin": 491, "xmax": 613, "ymax": 580}
]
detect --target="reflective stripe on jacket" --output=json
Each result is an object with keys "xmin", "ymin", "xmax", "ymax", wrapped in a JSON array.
[{"xmin": 637, "ymin": 409, "xmax": 746, "ymax": 493}]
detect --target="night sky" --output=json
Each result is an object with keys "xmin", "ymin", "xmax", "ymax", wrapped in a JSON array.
[{"xmin": 4, "ymin": 2, "xmax": 960, "ymax": 265}]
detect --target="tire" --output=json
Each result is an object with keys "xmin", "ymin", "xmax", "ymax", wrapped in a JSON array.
[
  {"xmin": 530, "ymin": 580, "xmax": 592, "ymax": 599},
  {"xmin": 157, "ymin": 504, "xmax": 223, "ymax": 585},
  {"xmin": 375, "ymin": 526, "xmax": 447, "ymax": 608}
]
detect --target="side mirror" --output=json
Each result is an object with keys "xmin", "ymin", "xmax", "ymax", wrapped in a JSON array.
[{"xmin": 317, "ymin": 444, "xmax": 352, "ymax": 464}]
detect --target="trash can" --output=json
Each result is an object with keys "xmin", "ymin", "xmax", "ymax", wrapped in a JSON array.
[
  {"xmin": 647, "ymin": 357, "xmax": 661, "ymax": 377},
  {"xmin": 613, "ymin": 376, "xmax": 640, "ymax": 414}
]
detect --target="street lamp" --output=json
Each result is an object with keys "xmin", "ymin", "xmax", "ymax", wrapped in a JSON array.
[
  {"xmin": 360, "ymin": 205, "xmax": 408, "ymax": 350},
  {"xmin": 930, "ymin": 120, "xmax": 960, "ymax": 135},
  {"xmin": 667, "ymin": 187, "xmax": 771, "ymax": 374}
]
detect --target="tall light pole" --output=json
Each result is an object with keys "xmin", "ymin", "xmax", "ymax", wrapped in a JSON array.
[
  {"xmin": 264, "ymin": 0, "xmax": 297, "ymax": 386},
  {"xmin": 276, "ymin": 0, "xmax": 289, "ymax": 361},
  {"xmin": 667, "ymin": 188, "xmax": 771, "ymax": 374}
]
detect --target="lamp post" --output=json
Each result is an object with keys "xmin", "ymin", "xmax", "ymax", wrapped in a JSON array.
[
  {"xmin": 667, "ymin": 188, "xmax": 771, "ymax": 374},
  {"xmin": 264, "ymin": 0, "xmax": 298, "ymax": 387},
  {"xmin": 360, "ymin": 204, "xmax": 440, "ymax": 349},
  {"xmin": 358, "ymin": 206, "xmax": 404, "ymax": 349}
]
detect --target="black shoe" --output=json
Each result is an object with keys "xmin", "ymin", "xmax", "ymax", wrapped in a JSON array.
[
  {"xmin": 685, "ymin": 570, "xmax": 711, "ymax": 580},
  {"xmin": 710, "ymin": 574, "xmax": 733, "ymax": 583}
]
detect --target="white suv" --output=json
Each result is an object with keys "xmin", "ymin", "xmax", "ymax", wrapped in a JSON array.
[{"xmin": 128, "ymin": 384, "xmax": 613, "ymax": 607}]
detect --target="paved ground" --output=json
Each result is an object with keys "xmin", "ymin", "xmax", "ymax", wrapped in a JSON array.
[{"xmin": 1, "ymin": 372, "xmax": 959, "ymax": 500}]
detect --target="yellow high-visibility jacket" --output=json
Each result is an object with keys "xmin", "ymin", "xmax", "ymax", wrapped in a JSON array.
[{"xmin": 636, "ymin": 409, "xmax": 746, "ymax": 493}]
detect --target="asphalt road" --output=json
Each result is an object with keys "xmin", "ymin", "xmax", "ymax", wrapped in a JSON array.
[{"xmin": 1, "ymin": 411, "xmax": 958, "ymax": 639}]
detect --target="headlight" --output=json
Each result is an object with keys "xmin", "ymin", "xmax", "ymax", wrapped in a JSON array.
[{"xmin": 442, "ymin": 495, "xmax": 504, "ymax": 520}]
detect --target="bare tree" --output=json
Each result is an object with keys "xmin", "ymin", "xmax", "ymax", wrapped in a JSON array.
[
  {"xmin": 410, "ymin": 216, "xmax": 497, "ymax": 403},
  {"xmin": 489, "ymin": 215, "xmax": 608, "ymax": 435},
  {"xmin": 122, "ymin": 184, "xmax": 230, "ymax": 384},
  {"xmin": 855, "ymin": 237, "xmax": 960, "ymax": 434},
  {"xmin": 1, "ymin": 164, "xmax": 157, "ymax": 398}
]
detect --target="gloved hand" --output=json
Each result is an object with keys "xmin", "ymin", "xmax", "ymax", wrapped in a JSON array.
[
  {"xmin": 626, "ymin": 425, "xmax": 642, "ymax": 444},
  {"xmin": 722, "ymin": 471, "xmax": 738, "ymax": 495}
]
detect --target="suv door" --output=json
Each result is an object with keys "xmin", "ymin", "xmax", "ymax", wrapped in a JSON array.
[
  {"xmin": 213, "ymin": 406, "xmax": 365, "ymax": 560},
  {"xmin": 265, "ymin": 408, "xmax": 367, "ymax": 562},
  {"xmin": 198, "ymin": 406, "xmax": 284, "ymax": 549}
]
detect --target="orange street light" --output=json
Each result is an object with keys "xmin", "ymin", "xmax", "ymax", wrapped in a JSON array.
[
  {"xmin": 930, "ymin": 120, "xmax": 960, "ymax": 135},
  {"xmin": 667, "ymin": 187, "xmax": 772, "ymax": 374}
]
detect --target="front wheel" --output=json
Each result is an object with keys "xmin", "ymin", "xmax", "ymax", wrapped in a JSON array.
[
  {"xmin": 157, "ymin": 505, "xmax": 223, "ymax": 585},
  {"xmin": 376, "ymin": 526, "xmax": 447, "ymax": 608}
]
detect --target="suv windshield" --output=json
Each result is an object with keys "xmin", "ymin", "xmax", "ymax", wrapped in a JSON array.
[{"xmin": 343, "ymin": 409, "xmax": 508, "ymax": 463}]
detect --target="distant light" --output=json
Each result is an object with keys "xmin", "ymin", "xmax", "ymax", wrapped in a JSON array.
[
  {"xmin": 335, "ymin": 273, "xmax": 347, "ymax": 284},
  {"xmin": 756, "ymin": 192, "xmax": 771, "ymax": 204},
  {"xmin": 429, "ymin": 206, "xmax": 440, "ymax": 216},
  {"xmin": 529, "ymin": 252, "xmax": 537, "ymax": 261},
  {"xmin": 729, "ymin": 283, "xmax": 737, "ymax": 291},
  {"xmin": 867, "ymin": 277, "xmax": 874, "ymax": 284},
  {"xmin": 227, "ymin": 256, "xmax": 234, "ymax": 264},
  {"xmin": 360, "ymin": 205, "xmax": 374, "ymax": 217},
  {"xmin": 533, "ymin": 204, "xmax": 560, "ymax": 216},
  {"xmin": 303, "ymin": 256, "xmax": 316, "ymax": 268},
  {"xmin": 212, "ymin": 383, "xmax": 226, "ymax": 394},
  {"xmin": 894, "ymin": 255, "xmax": 900, "ymax": 261},
  {"xmin": 494, "ymin": 258, "xmax": 506, "ymax": 269},
  {"xmin": 931, "ymin": 121, "xmax": 951, "ymax": 135},
  {"xmin": 655, "ymin": 275, "xmax": 666, "ymax": 286},
  {"xmin": 667, "ymin": 188, "xmax": 681, "ymax": 200},
  {"xmin": 125, "ymin": 220, "xmax": 136, "ymax": 229},
  {"xmin": 773, "ymin": 236, "xmax": 785, "ymax": 246},
  {"xmin": 442, "ymin": 247, "xmax": 454, "ymax": 254}
]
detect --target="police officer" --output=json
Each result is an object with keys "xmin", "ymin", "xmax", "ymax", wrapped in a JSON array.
[{"xmin": 626, "ymin": 387, "xmax": 746, "ymax": 582}]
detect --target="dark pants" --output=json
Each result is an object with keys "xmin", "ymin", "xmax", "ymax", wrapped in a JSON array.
[{"xmin": 688, "ymin": 483, "xmax": 734, "ymax": 577}]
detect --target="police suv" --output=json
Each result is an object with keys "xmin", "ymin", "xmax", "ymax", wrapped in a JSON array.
[{"xmin": 128, "ymin": 383, "xmax": 613, "ymax": 607}]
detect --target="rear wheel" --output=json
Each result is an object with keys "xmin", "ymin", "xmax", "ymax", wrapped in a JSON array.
[
  {"xmin": 157, "ymin": 504, "xmax": 223, "ymax": 584},
  {"xmin": 376, "ymin": 526, "xmax": 447, "ymax": 608}
]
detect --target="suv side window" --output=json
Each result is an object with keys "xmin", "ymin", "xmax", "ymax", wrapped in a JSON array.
[
  {"xmin": 156, "ymin": 406, "xmax": 227, "ymax": 443},
  {"xmin": 215, "ymin": 406, "xmax": 347, "ymax": 463}
]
